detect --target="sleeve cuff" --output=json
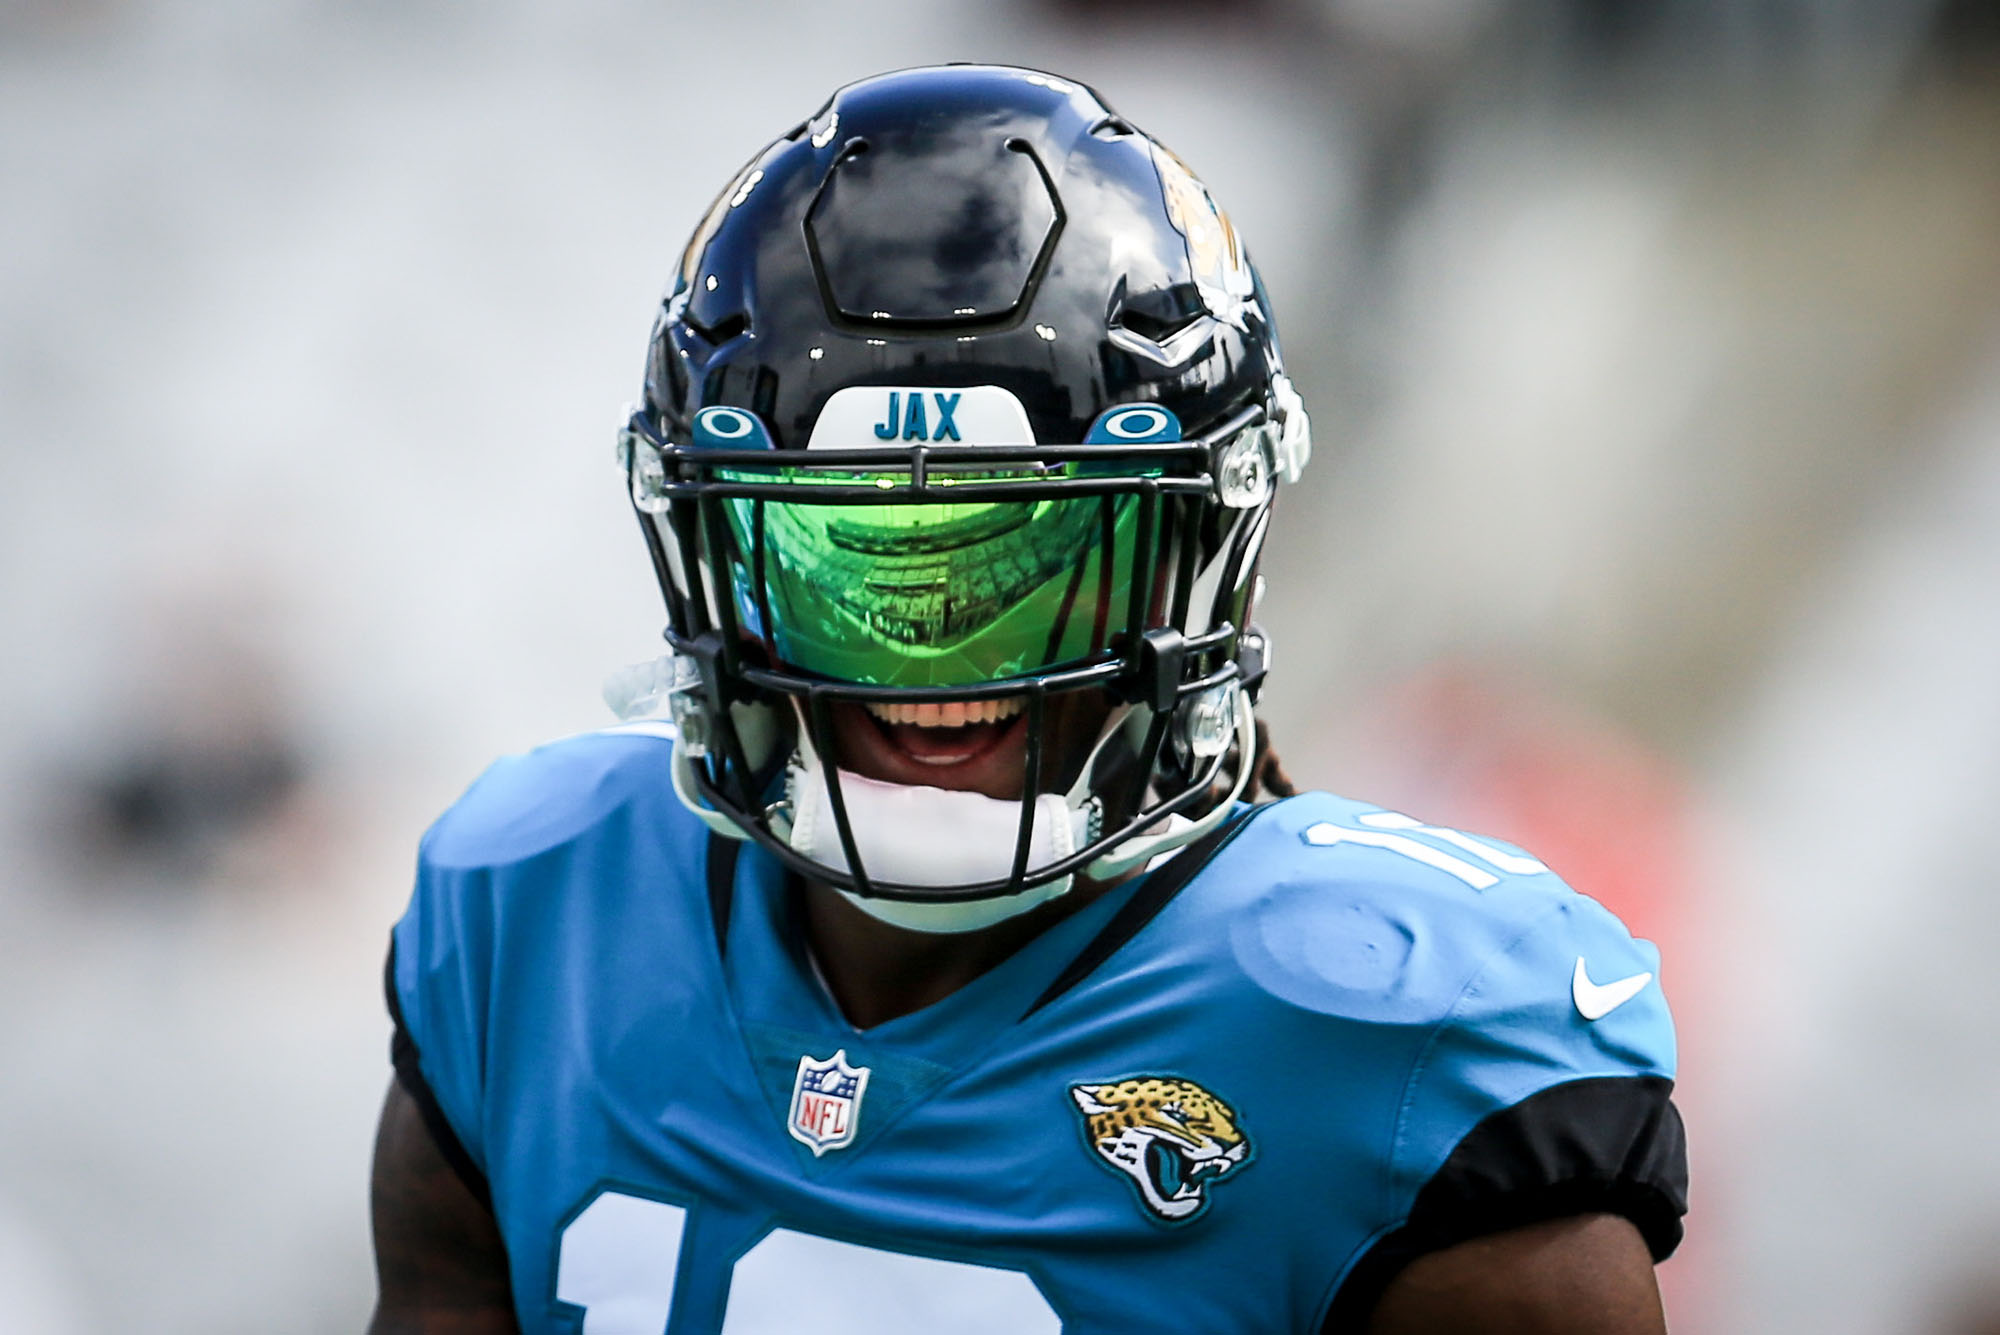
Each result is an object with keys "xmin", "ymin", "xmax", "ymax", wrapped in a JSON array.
[
  {"xmin": 1322, "ymin": 1075, "xmax": 1687, "ymax": 1333},
  {"xmin": 384, "ymin": 939, "xmax": 492, "ymax": 1208}
]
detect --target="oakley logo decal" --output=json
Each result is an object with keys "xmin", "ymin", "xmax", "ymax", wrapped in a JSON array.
[
  {"xmin": 700, "ymin": 407, "xmax": 757, "ymax": 439},
  {"xmin": 1101, "ymin": 406, "xmax": 1171, "ymax": 439},
  {"xmin": 872, "ymin": 391, "xmax": 963, "ymax": 442}
]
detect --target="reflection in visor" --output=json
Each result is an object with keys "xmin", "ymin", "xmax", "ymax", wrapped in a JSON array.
[{"xmin": 720, "ymin": 477, "xmax": 1148, "ymax": 687}]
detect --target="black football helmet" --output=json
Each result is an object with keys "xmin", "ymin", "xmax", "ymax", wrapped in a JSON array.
[{"xmin": 615, "ymin": 64, "xmax": 1310, "ymax": 921}]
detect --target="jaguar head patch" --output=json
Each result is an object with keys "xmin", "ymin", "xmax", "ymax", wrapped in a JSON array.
[{"xmin": 1070, "ymin": 1075, "xmax": 1253, "ymax": 1222}]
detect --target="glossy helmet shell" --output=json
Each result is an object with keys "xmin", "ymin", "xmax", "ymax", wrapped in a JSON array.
[
  {"xmin": 629, "ymin": 64, "xmax": 1301, "ymax": 900},
  {"xmin": 644, "ymin": 64, "xmax": 1286, "ymax": 453}
]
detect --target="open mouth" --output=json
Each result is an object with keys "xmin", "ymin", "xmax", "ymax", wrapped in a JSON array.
[
  {"xmin": 859, "ymin": 698, "xmax": 1026, "ymax": 769},
  {"xmin": 1146, "ymin": 1141, "xmax": 1197, "ymax": 1201},
  {"xmin": 1145, "ymin": 1141, "xmax": 1231, "ymax": 1203},
  {"xmin": 823, "ymin": 697, "xmax": 1035, "ymax": 800},
  {"xmin": 864, "ymin": 697, "xmax": 1026, "ymax": 730},
  {"xmin": 824, "ymin": 690, "xmax": 1112, "ymax": 803}
]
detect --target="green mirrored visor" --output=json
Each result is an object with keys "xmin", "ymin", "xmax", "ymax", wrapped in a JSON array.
[{"xmin": 716, "ymin": 468, "xmax": 1156, "ymax": 687}]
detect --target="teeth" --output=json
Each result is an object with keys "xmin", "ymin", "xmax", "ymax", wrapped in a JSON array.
[{"xmin": 864, "ymin": 697, "xmax": 1027, "ymax": 728}]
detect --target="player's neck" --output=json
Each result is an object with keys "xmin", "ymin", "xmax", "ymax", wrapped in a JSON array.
[{"xmin": 796, "ymin": 877, "xmax": 1115, "ymax": 1030}]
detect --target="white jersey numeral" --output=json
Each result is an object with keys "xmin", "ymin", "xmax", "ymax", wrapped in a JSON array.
[
  {"xmin": 553, "ymin": 1189, "xmax": 1060, "ymax": 1334},
  {"xmin": 555, "ymin": 1193, "xmax": 687, "ymax": 1333},
  {"xmin": 724, "ymin": 1227, "xmax": 1059, "ymax": 1333},
  {"xmin": 1301, "ymin": 810, "xmax": 1548, "ymax": 889}
]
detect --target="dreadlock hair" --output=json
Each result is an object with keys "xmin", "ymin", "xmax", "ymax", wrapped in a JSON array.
[{"xmin": 1247, "ymin": 714, "xmax": 1298, "ymax": 802}]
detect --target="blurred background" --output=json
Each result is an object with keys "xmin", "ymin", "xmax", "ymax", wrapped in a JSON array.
[{"xmin": 4, "ymin": 0, "xmax": 1999, "ymax": 1329}]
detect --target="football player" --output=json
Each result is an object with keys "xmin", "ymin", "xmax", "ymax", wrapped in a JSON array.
[{"xmin": 370, "ymin": 65, "xmax": 1686, "ymax": 1334}]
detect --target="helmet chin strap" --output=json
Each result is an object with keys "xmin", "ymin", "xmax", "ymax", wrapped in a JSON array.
[
  {"xmin": 778, "ymin": 706, "xmax": 1097, "ymax": 933},
  {"xmin": 783, "ymin": 686, "xmax": 1257, "ymax": 933},
  {"xmin": 665, "ymin": 685, "xmax": 1258, "ymax": 935},
  {"xmin": 785, "ymin": 750, "xmax": 1090, "ymax": 933}
]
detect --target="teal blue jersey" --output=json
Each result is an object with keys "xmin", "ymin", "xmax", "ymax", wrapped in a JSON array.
[{"xmin": 388, "ymin": 725, "xmax": 1685, "ymax": 1333}]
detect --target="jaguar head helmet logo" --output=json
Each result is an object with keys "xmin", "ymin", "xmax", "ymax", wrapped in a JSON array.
[{"xmin": 1070, "ymin": 1076, "xmax": 1253, "ymax": 1222}]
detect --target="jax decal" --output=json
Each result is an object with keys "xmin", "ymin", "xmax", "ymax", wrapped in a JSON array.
[
  {"xmin": 788, "ymin": 1050, "xmax": 872, "ymax": 1156},
  {"xmin": 807, "ymin": 384, "xmax": 1036, "ymax": 451},
  {"xmin": 871, "ymin": 390, "xmax": 963, "ymax": 442}
]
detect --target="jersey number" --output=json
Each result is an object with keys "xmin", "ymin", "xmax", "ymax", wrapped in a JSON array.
[
  {"xmin": 555, "ymin": 1190, "xmax": 1061, "ymax": 1334},
  {"xmin": 1301, "ymin": 810, "xmax": 1547, "ymax": 889}
]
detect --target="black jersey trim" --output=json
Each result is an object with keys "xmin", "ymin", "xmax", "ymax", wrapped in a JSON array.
[
  {"xmin": 1020, "ymin": 806, "xmax": 1258, "ymax": 1020},
  {"xmin": 1320, "ymin": 1074, "xmax": 1687, "ymax": 1333},
  {"xmin": 383, "ymin": 939, "xmax": 493, "ymax": 1210},
  {"xmin": 706, "ymin": 832, "xmax": 740, "ymax": 957}
]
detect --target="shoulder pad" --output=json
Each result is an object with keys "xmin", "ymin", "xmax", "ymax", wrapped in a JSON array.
[
  {"xmin": 1225, "ymin": 792, "xmax": 1658, "ymax": 1033},
  {"xmin": 419, "ymin": 723, "xmax": 689, "ymax": 870}
]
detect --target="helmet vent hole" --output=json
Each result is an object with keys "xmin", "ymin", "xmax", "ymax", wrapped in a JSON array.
[
  {"xmin": 685, "ymin": 311, "xmax": 750, "ymax": 345},
  {"xmin": 1111, "ymin": 281, "xmax": 1207, "ymax": 345},
  {"xmin": 1090, "ymin": 117, "xmax": 1136, "ymax": 139},
  {"xmin": 1113, "ymin": 308, "xmax": 1201, "ymax": 343}
]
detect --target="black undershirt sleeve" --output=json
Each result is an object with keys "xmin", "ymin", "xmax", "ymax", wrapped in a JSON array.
[
  {"xmin": 383, "ymin": 940, "xmax": 493, "ymax": 1209},
  {"xmin": 1321, "ymin": 1074, "xmax": 1688, "ymax": 1333}
]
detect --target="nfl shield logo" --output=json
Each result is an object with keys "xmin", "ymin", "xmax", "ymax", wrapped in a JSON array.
[{"xmin": 787, "ymin": 1049, "xmax": 871, "ymax": 1156}]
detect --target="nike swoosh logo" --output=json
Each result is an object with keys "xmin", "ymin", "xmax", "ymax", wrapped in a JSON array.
[{"xmin": 1572, "ymin": 957, "xmax": 1653, "ymax": 1020}]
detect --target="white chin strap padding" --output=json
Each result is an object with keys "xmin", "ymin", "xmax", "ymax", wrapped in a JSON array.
[{"xmin": 788, "ymin": 754, "xmax": 1090, "ymax": 935}]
